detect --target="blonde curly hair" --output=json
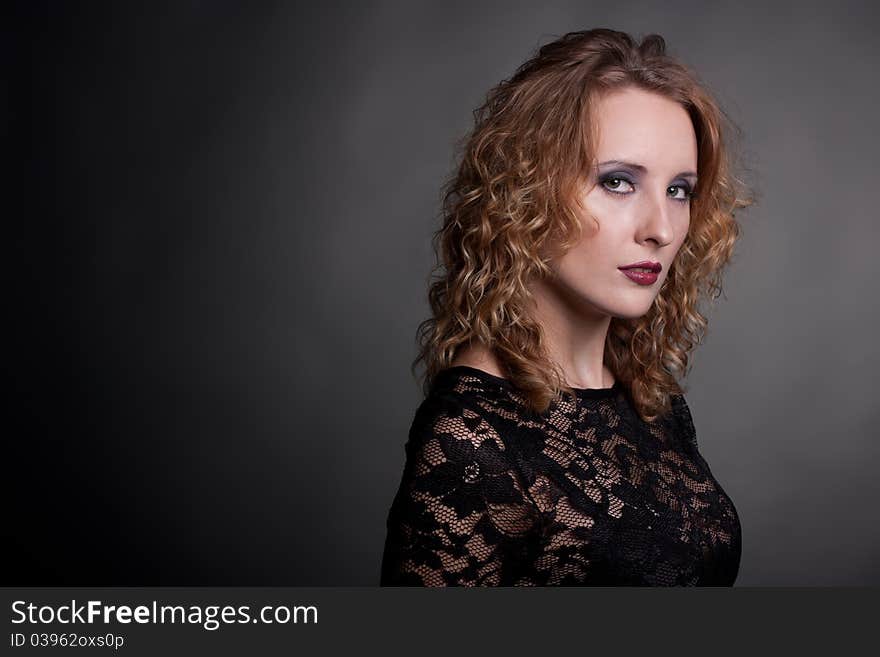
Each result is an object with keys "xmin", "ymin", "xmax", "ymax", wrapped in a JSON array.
[{"xmin": 412, "ymin": 28, "xmax": 756, "ymax": 422}]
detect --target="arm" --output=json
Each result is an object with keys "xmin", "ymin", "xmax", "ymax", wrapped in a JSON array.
[{"xmin": 380, "ymin": 396, "xmax": 541, "ymax": 586}]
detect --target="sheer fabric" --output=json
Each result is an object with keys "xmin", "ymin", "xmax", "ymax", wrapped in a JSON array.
[{"xmin": 380, "ymin": 366, "xmax": 741, "ymax": 586}]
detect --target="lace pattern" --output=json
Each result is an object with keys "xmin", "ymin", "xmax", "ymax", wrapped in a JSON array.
[{"xmin": 380, "ymin": 366, "xmax": 741, "ymax": 586}]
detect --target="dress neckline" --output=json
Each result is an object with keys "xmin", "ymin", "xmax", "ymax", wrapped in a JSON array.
[{"xmin": 439, "ymin": 365, "xmax": 622, "ymax": 399}]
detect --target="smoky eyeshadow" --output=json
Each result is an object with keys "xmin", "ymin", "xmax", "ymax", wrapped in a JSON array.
[
  {"xmin": 595, "ymin": 160, "xmax": 697, "ymax": 188},
  {"xmin": 597, "ymin": 165, "xmax": 640, "ymax": 180},
  {"xmin": 672, "ymin": 177, "xmax": 694, "ymax": 193},
  {"xmin": 597, "ymin": 167, "xmax": 695, "ymax": 192}
]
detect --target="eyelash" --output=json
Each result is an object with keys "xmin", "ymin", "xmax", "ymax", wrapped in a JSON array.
[{"xmin": 600, "ymin": 176, "xmax": 695, "ymax": 204}]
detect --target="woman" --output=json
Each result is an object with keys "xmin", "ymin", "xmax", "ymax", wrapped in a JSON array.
[{"xmin": 380, "ymin": 28, "xmax": 754, "ymax": 586}]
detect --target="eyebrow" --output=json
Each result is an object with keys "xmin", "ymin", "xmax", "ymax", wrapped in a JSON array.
[{"xmin": 597, "ymin": 160, "xmax": 698, "ymax": 182}]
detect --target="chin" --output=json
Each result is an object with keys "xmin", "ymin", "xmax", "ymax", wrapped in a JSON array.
[
  {"xmin": 606, "ymin": 297, "xmax": 657, "ymax": 320},
  {"xmin": 568, "ymin": 293, "xmax": 653, "ymax": 321},
  {"xmin": 552, "ymin": 279, "xmax": 658, "ymax": 320},
  {"xmin": 613, "ymin": 308, "xmax": 653, "ymax": 321}
]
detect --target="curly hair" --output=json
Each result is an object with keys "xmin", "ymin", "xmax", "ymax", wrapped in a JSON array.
[{"xmin": 412, "ymin": 28, "xmax": 756, "ymax": 422}]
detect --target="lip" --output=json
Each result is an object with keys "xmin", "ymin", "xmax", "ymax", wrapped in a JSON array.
[
  {"xmin": 618, "ymin": 260, "xmax": 662, "ymax": 273},
  {"xmin": 620, "ymin": 269, "xmax": 659, "ymax": 285}
]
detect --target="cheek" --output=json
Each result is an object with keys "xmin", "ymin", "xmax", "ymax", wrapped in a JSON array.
[
  {"xmin": 579, "ymin": 193, "xmax": 639, "ymax": 243},
  {"xmin": 559, "ymin": 209, "xmax": 633, "ymax": 279},
  {"xmin": 555, "ymin": 229, "xmax": 619, "ymax": 284},
  {"xmin": 675, "ymin": 214, "xmax": 691, "ymax": 249},
  {"xmin": 579, "ymin": 191, "xmax": 617, "ymax": 227}
]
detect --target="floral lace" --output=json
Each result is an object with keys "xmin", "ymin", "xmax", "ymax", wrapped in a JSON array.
[{"xmin": 380, "ymin": 366, "xmax": 741, "ymax": 586}]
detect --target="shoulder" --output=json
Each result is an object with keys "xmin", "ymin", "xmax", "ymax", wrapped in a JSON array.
[
  {"xmin": 427, "ymin": 365, "xmax": 521, "ymax": 409},
  {"xmin": 412, "ymin": 365, "xmax": 525, "ymax": 438},
  {"xmin": 400, "ymin": 370, "xmax": 533, "ymax": 486},
  {"xmin": 408, "ymin": 388, "xmax": 510, "ymax": 460}
]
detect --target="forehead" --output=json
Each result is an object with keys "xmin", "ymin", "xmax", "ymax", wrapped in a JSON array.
[{"xmin": 592, "ymin": 87, "xmax": 697, "ymax": 170}]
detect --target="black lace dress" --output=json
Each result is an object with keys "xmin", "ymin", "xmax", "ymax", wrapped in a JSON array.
[{"xmin": 380, "ymin": 366, "xmax": 741, "ymax": 586}]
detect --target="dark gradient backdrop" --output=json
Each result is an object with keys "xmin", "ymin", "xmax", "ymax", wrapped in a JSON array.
[{"xmin": 6, "ymin": 1, "xmax": 880, "ymax": 585}]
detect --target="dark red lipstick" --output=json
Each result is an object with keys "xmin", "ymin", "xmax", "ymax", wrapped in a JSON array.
[{"xmin": 618, "ymin": 260, "xmax": 662, "ymax": 285}]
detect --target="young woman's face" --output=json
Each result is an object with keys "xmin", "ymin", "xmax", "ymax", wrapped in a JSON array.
[{"xmin": 548, "ymin": 86, "xmax": 697, "ymax": 320}]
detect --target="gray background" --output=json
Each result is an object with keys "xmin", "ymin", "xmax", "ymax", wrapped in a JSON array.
[{"xmin": 7, "ymin": 0, "xmax": 879, "ymax": 585}]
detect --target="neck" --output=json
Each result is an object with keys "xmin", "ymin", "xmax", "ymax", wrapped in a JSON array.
[{"xmin": 526, "ymin": 275, "xmax": 614, "ymax": 389}]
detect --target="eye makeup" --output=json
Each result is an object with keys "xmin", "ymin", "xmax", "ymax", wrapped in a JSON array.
[
  {"xmin": 595, "ymin": 160, "xmax": 697, "ymax": 203},
  {"xmin": 597, "ymin": 159, "xmax": 698, "ymax": 183}
]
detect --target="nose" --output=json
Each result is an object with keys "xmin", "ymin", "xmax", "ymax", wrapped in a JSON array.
[{"xmin": 636, "ymin": 186, "xmax": 676, "ymax": 247}]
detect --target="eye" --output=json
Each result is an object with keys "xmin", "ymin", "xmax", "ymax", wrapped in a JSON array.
[
  {"xmin": 600, "ymin": 176, "xmax": 635, "ymax": 195},
  {"xmin": 668, "ymin": 184, "xmax": 694, "ymax": 204},
  {"xmin": 599, "ymin": 174, "xmax": 695, "ymax": 204}
]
